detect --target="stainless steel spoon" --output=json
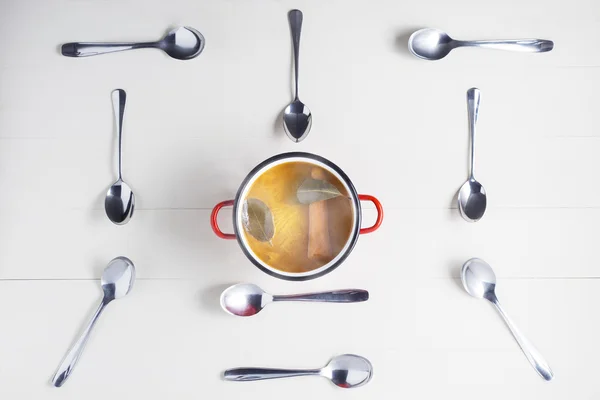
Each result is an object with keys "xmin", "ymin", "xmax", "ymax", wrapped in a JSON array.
[
  {"xmin": 220, "ymin": 283, "xmax": 369, "ymax": 317},
  {"xmin": 105, "ymin": 89, "xmax": 135, "ymax": 225},
  {"xmin": 461, "ymin": 258, "xmax": 554, "ymax": 381},
  {"xmin": 224, "ymin": 354, "xmax": 373, "ymax": 388},
  {"xmin": 283, "ymin": 9, "xmax": 312, "ymax": 142},
  {"xmin": 458, "ymin": 88, "xmax": 487, "ymax": 222},
  {"xmin": 408, "ymin": 28, "xmax": 553, "ymax": 60},
  {"xmin": 52, "ymin": 257, "xmax": 136, "ymax": 387},
  {"xmin": 61, "ymin": 26, "xmax": 205, "ymax": 60}
]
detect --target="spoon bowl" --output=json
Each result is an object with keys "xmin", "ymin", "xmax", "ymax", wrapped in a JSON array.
[
  {"xmin": 105, "ymin": 179, "xmax": 135, "ymax": 225},
  {"xmin": 461, "ymin": 258, "xmax": 497, "ymax": 299},
  {"xmin": 101, "ymin": 256, "xmax": 136, "ymax": 301},
  {"xmin": 457, "ymin": 178, "xmax": 487, "ymax": 222},
  {"xmin": 321, "ymin": 354, "xmax": 373, "ymax": 389},
  {"xmin": 220, "ymin": 283, "xmax": 269, "ymax": 317},
  {"xmin": 160, "ymin": 26, "xmax": 205, "ymax": 60},
  {"xmin": 283, "ymin": 100, "xmax": 312, "ymax": 142},
  {"xmin": 409, "ymin": 28, "xmax": 454, "ymax": 60}
]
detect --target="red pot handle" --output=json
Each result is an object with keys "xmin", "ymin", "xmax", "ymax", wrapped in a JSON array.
[
  {"xmin": 213, "ymin": 196, "xmax": 382, "ymax": 237},
  {"xmin": 358, "ymin": 194, "xmax": 383, "ymax": 234},
  {"xmin": 211, "ymin": 200, "xmax": 236, "ymax": 239}
]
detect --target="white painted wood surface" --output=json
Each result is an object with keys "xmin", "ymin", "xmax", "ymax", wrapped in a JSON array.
[{"xmin": 0, "ymin": 0, "xmax": 598, "ymax": 398}]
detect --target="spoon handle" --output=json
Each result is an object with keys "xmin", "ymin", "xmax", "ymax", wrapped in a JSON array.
[
  {"xmin": 61, "ymin": 42, "xmax": 156, "ymax": 57},
  {"xmin": 273, "ymin": 289, "xmax": 369, "ymax": 303},
  {"xmin": 457, "ymin": 39, "xmax": 553, "ymax": 53},
  {"xmin": 224, "ymin": 367, "xmax": 320, "ymax": 381},
  {"xmin": 466, "ymin": 88, "xmax": 481, "ymax": 178},
  {"xmin": 112, "ymin": 89, "xmax": 126, "ymax": 180},
  {"xmin": 288, "ymin": 9, "xmax": 303, "ymax": 99},
  {"xmin": 489, "ymin": 296, "xmax": 554, "ymax": 381},
  {"xmin": 52, "ymin": 300, "xmax": 107, "ymax": 387}
]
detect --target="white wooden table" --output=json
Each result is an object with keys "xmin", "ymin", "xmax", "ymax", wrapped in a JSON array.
[{"xmin": 1, "ymin": 0, "xmax": 599, "ymax": 398}]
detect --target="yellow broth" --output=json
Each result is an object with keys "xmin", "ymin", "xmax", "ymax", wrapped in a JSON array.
[{"xmin": 241, "ymin": 161, "xmax": 354, "ymax": 274}]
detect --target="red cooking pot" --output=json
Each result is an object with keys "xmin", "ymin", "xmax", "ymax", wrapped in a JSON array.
[{"xmin": 211, "ymin": 152, "xmax": 383, "ymax": 281}]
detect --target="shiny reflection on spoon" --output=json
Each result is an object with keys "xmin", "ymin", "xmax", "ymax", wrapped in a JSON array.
[
  {"xmin": 220, "ymin": 283, "xmax": 369, "ymax": 317},
  {"xmin": 408, "ymin": 28, "xmax": 554, "ymax": 61},
  {"xmin": 62, "ymin": 26, "xmax": 205, "ymax": 60},
  {"xmin": 461, "ymin": 258, "xmax": 554, "ymax": 381},
  {"xmin": 224, "ymin": 354, "xmax": 373, "ymax": 388},
  {"xmin": 52, "ymin": 257, "xmax": 136, "ymax": 387},
  {"xmin": 457, "ymin": 88, "xmax": 487, "ymax": 222},
  {"xmin": 105, "ymin": 89, "xmax": 135, "ymax": 225},
  {"xmin": 283, "ymin": 10, "xmax": 313, "ymax": 142}
]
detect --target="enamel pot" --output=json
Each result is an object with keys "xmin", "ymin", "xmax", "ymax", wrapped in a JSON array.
[{"xmin": 211, "ymin": 152, "xmax": 383, "ymax": 281}]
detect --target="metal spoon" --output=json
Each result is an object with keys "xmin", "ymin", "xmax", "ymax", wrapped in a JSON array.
[
  {"xmin": 283, "ymin": 9, "xmax": 312, "ymax": 142},
  {"xmin": 224, "ymin": 354, "xmax": 373, "ymax": 388},
  {"xmin": 61, "ymin": 26, "xmax": 205, "ymax": 60},
  {"xmin": 52, "ymin": 257, "xmax": 136, "ymax": 387},
  {"xmin": 408, "ymin": 28, "xmax": 553, "ymax": 60},
  {"xmin": 458, "ymin": 88, "xmax": 487, "ymax": 222},
  {"xmin": 220, "ymin": 283, "xmax": 369, "ymax": 317},
  {"xmin": 105, "ymin": 89, "xmax": 135, "ymax": 225},
  {"xmin": 461, "ymin": 258, "xmax": 554, "ymax": 381}
]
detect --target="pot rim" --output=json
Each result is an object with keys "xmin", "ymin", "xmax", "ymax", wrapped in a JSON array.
[{"xmin": 232, "ymin": 152, "xmax": 361, "ymax": 281}]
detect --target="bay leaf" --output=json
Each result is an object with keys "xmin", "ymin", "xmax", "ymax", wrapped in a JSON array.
[
  {"xmin": 242, "ymin": 198, "xmax": 274, "ymax": 244},
  {"xmin": 296, "ymin": 178, "xmax": 345, "ymax": 205}
]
